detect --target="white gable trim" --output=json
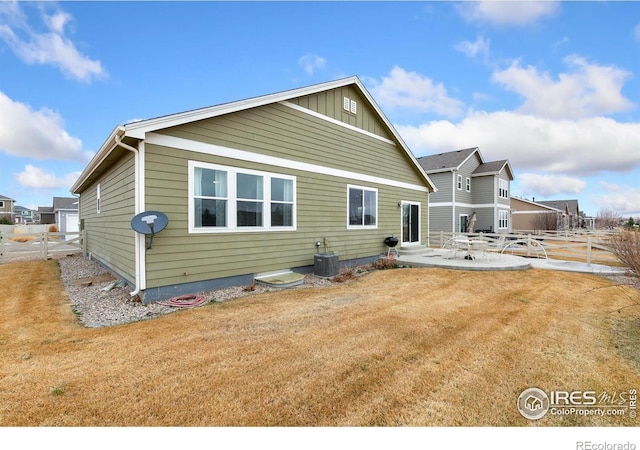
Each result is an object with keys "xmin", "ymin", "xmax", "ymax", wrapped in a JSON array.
[
  {"xmin": 125, "ymin": 77, "xmax": 362, "ymax": 140},
  {"xmin": 145, "ymin": 133, "xmax": 430, "ymax": 193}
]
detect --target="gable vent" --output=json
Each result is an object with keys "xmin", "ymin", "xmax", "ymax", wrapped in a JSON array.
[{"xmin": 343, "ymin": 96, "xmax": 357, "ymax": 114}]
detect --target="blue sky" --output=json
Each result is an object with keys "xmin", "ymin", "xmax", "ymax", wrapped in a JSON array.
[{"xmin": 1, "ymin": 1, "xmax": 639, "ymax": 219}]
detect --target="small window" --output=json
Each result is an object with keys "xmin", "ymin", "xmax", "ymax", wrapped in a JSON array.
[
  {"xmin": 466, "ymin": 177, "xmax": 471, "ymax": 192},
  {"xmin": 96, "ymin": 184, "xmax": 101, "ymax": 214},
  {"xmin": 0, "ymin": 201, "xmax": 4, "ymax": 208},
  {"xmin": 457, "ymin": 175, "xmax": 463, "ymax": 190},
  {"xmin": 348, "ymin": 185, "xmax": 377, "ymax": 228}
]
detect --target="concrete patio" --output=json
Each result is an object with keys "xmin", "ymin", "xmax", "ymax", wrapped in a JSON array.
[{"xmin": 396, "ymin": 248, "xmax": 627, "ymax": 275}]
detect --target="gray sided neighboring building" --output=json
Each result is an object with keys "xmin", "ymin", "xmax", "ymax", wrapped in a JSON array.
[{"xmin": 418, "ymin": 147, "xmax": 514, "ymax": 235}]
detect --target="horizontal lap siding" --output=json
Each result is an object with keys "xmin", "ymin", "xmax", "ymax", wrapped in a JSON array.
[
  {"xmin": 429, "ymin": 172, "xmax": 453, "ymax": 203},
  {"xmin": 143, "ymin": 144, "xmax": 428, "ymax": 288},
  {"xmin": 142, "ymin": 89, "xmax": 430, "ymax": 289},
  {"xmin": 473, "ymin": 208, "xmax": 495, "ymax": 232},
  {"xmin": 80, "ymin": 154, "xmax": 136, "ymax": 283},
  {"xmin": 158, "ymin": 102, "xmax": 425, "ymax": 187},
  {"xmin": 472, "ymin": 176, "xmax": 495, "ymax": 204},
  {"xmin": 428, "ymin": 206, "xmax": 452, "ymax": 234}
]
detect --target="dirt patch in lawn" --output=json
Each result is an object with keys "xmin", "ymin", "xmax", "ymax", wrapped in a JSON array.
[{"xmin": 0, "ymin": 260, "xmax": 639, "ymax": 426}]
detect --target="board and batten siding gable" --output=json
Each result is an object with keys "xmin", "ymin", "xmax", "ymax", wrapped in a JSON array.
[
  {"xmin": 288, "ymin": 85, "xmax": 392, "ymax": 141},
  {"xmin": 143, "ymin": 143, "xmax": 428, "ymax": 289},
  {"xmin": 79, "ymin": 153, "xmax": 136, "ymax": 284}
]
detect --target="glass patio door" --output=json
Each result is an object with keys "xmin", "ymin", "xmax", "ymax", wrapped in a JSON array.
[{"xmin": 402, "ymin": 202, "xmax": 420, "ymax": 245}]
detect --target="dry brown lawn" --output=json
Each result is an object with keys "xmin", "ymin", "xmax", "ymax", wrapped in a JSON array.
[{"xmin": 0, "ymin": 260, "xmax": 638, "ymax": 426}]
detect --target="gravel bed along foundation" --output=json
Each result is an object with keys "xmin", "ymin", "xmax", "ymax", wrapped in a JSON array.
[{"xmin": 57, "ymin": 254, "xmax": 360, "ymax": 328}]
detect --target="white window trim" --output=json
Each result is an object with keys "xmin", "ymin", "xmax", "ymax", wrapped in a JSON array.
[
  {"xmin": 457, "ymin": 174, "xmax": 463, "ymax": 190},
  {"xmin": 0, "ymin": 201, "xmax": 4, "ymax": 208},
  {"xmin": 466, "ymin": 177, "xmax": 471, "ymax": 192},
  {"xmin": 96, "ymin": 183, "xmax": 101, "ymax": 214},
  {"xmin": 188, "ymin": 160, "xmax": 296, "ymax": 234},
  {"xmin": 347, "ymin": 184, "xmax": 378, "ymax": 230}
]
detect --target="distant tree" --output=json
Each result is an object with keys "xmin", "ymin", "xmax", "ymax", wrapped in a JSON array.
[
  {"xmin": 595, "ymin": 208, "xmax": 621, "ymax": 229},
  {"xmin": 532, "ymin": 212, "xmax": 559, "ymax": 231},
  {"xmin": 624, "ymin": 217, "xmax": 636, "ymax": 229},
  {"xmin": 0, "ymin": 217, "xmax": 11, "ymax": 225}
]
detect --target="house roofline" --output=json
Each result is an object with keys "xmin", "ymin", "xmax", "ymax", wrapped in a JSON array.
[
  {"xmin": 510, "ymin": 196, "xmax": 562, "ymax": 212},
  {"xmin": 472, "ymin": 160, "xmax": 515, "ymax": 180},
  {"xmin": 71, "ymin": 77, "xmax": 437, "ymax": 194}
]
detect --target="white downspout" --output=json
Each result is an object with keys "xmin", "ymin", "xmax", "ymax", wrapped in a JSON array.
[{"xmin": 115, "ymin": 131, "xmax": 142, "ymax": 297}]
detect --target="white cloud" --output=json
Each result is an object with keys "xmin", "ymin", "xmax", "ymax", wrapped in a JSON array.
[
  {"xmin": 0, "ymin": 3, "xmax": 106, "ymax": 83},
  {"xmin": 457, "ymin": 1, "xmax": 560, "ymax": 26},
  {"xmin": 492, "ymin": 55, "xmax": 634, "ymax": 119},
  {"xmin": 455, "ymin": 36, "xmax": 490, "ymax": 59},
  {"xmin": 369, "ymin": 66, "xmax": 465, "ymax": 118},
  {"xmin": 0, "ymin": 91, "xmax": 92, "ymax": 162},
  {"xmin": 591, "ymin": 184, "xmax": 640, "ymax": 216},
  {"xmin": 14, "ymin": 165, "xmax": 81, "ymax": 190},
  {"xmin": 517, "ymin": 173, "xmax": 586, "ymax": 197},
  {"xmin": 396, "ymin": 111, "xmax": 640, "ymax": 176},
  {"xmin": 298, "ymin": 53, "xmax": 326, "ymax": 75}
]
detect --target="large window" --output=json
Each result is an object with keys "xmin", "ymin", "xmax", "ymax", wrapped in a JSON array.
[
  {"xmin": 348, "ymin": 185, "xmax": 377, "ymax": 228},
  {"xmin": 190, "ymin": 161, "xmax": 295, "ymax": 233}
]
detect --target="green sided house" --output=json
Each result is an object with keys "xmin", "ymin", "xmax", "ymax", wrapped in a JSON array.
[{"xmin": 71, "ymin": 77, "xmax": 436, "ymax": 303}]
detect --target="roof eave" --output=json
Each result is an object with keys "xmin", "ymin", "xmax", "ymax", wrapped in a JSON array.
[{"xmin": 71, "ymin": 126, "xmax": 125, "ymax": 194}]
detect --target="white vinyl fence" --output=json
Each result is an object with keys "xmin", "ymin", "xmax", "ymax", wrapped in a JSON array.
[{"xmin": 0, "ymin": 230, "xmax": 86, "ymax": 263}]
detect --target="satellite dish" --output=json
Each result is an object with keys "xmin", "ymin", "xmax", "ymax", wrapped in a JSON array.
[{"xmin": 131, "ymin": 211, "xmax": 168, "ymax": 249}]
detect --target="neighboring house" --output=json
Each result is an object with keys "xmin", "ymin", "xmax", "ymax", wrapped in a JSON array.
[
  {"xmin": 510, "ymin": 196, "xmax": 563, "ymax": 231},
  {"xmin": 0, "ymin": 195, "xmax": 16, "ymax": 223},
  {"xmin": 536, "ymin": 199, "xmax": 583, "ymax": 230},
  {"xmin": 71, "ymin": 77, "xmax": 436, "ymax": 303},
  {"xmin": 53, "ymin": 197, "xmax": 79, "ymax": 233},
  {"xmin": 13, "ymin": 206, "xmax": 37, "ymax": 224},
  {"xmin": 511, "ymin": 197, "xmax": 585, "ymax": 231},
  {"xmin": 36, "ymin": 197, "xmax": 79, "ymax": 230},
  {"xmin": 38, "ymin": 206, "xmax": 55, "ymax": 225},
  {"xmin": 417, "ymin": 147, "xmax": 514, "ymax": 235}
]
